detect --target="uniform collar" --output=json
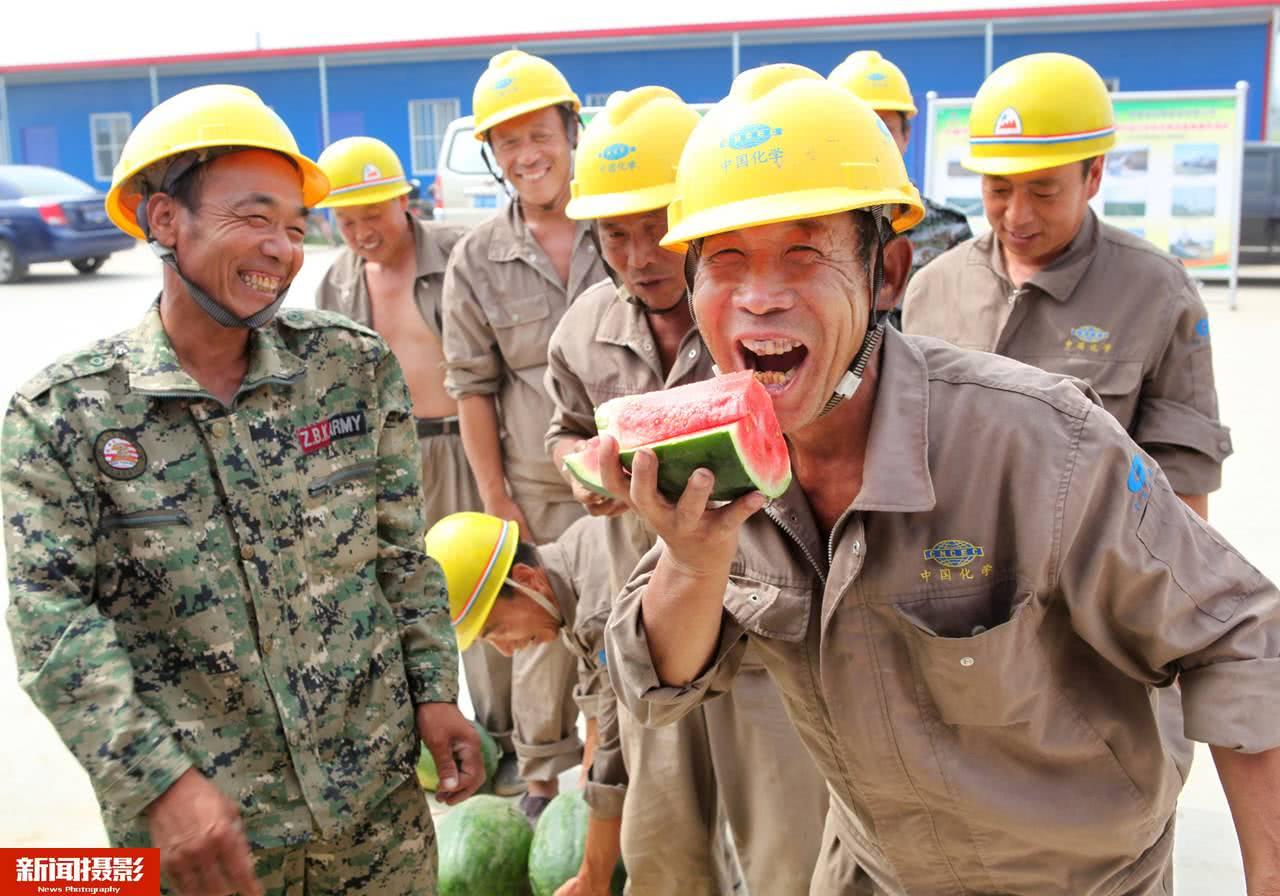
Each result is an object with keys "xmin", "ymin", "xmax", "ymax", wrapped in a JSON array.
[
  {"xmin": 487, "ymin": 199, "xmax": 593, "ymax": 265},
  {"xmin": 981, "ymin": 208, "xmax": 1099, "ymax": 303},
  {"xmin": 765, "ymin": 326, "xmax": 936, "ymax": 559},
  {"xmin": 852, "ymin": 325, "xmax": 937, "ymax": 513},
  {"xmin": 127, "ymin": 302, "xmax": 305, "ymax": 398},
  {"xmin": 338, "ymin": 214, "xmax": 448, "ymax": 293}
]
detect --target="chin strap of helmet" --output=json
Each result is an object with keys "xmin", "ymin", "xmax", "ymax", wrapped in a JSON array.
[
  {"xmin": 134, "ymin": 148, "xmax": 290, "ymax": 330},
  {"xmin": 817, "ymin": 206, "xmax": 893, "ymax": 417}
]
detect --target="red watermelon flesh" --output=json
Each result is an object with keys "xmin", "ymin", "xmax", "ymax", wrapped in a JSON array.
[{"xmin": 565, "ymin": 372, "xmax": 790, "ymax": 501}]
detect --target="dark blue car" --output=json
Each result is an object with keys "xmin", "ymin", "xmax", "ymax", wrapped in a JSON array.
[{"xmin": 0, "ymin": 164, "xmax": 137, "ymax": 283}]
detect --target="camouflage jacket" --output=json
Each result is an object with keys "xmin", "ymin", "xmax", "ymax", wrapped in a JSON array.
[
  {"xmin": 2, "ymin": 304, "xmax": 458, "ymax": 849},
  {"xmin": 910, "ymin": 197, "xmax": 974, "ymax": 276}
]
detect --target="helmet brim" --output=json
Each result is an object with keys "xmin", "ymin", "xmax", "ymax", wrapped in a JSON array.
[
  {"xmin": 661, "ymin": 186, "xmax": 924, "ymax": 252},
  {"xmin": 107, "ymin": 144, "xmax": 330, "ymax": 239},
  {"xmin": 565, "ymin": 182, "xmax": 676, "ymax": 222},
  {"xmin": 316, "ymin": 179, "xmax": 413, "ymax": 209},
  {"xmin": 474, "ymin": 95, "xmax": 582, "ymax": 141}
]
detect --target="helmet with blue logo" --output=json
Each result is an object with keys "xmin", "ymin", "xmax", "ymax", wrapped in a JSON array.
[
  {"xmin": 828, "ymin": 50, "xmax": 917, "ymax": 117},
  {"xmin": 566, "ymin": 86, "xmax": 702, "ymax": 221},
  {"xmin": 661, "ymin": 64, "xmax": 923, "ymax": 251},
  {"xmin": 472, "ymin": 50, "xmax": 581, "ymax": 142},
  {"xmin": 965, "ymin": 53, "xmax": 1116, "ymax": 176}
]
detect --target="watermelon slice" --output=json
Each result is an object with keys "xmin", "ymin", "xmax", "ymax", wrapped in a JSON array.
[{"xmin": 562, "ymin": 371, "xmax": 791, "ymax": 502}]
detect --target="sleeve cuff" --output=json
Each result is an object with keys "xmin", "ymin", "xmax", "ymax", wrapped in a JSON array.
[
  {"xmin": 584, "ymin": 780, "xmax": 626, "ymax": 819},
  {"xmin": 1182, "ymin": 657, "xmax": 1280, "ymax": 753},
  {"xmin": 407, "ymin": 667, "xmax": 460, "ymax": 706},
  {"xmin": 100, "ymin": 732, "xmax": 193, "ymax": 822},
  {"xmin": 1133, "ymin": 398, "xmax": 1232, "ymax": 494}
]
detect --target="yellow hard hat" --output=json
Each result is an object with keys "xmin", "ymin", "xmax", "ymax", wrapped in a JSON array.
[
  {"xmin": 566, "ymin": 87, "xmax": 701, "ymax": 221},
  {"xmin": 965, "ymin": 53, "xmax": 1117, "ymax": 176},
  {"xmin": 473, "ymin": 50, "xmax": 581, "ymax": 142},
  {"xmin": 315, "ymin": 136, "xmax": 413, "ymax": 208},
  {"xmin": 828, "ymin": 50, "xmax": 917, "ymax": 117},
  {"xmin": 661, "ymin": 64, "xmax": 924, "ymax": 251},
  {"xmin": 106, "ymin": 84, "xmax": 329, "ymax": 240},
  {"xmin": 424, "ymin": 512, "xmax": 519, "ymax": 652}
]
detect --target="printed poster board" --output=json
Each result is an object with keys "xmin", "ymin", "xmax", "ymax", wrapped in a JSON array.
[{"xmin": 924, "ymin": 85, "xmax": 1248, "ymax": 306}]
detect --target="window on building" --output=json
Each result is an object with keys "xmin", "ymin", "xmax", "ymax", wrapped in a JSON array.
[
  {"xmin": 585, "ymin": 92, "xmax": 613, "ymax": 107},
  {"xmin": 91, "ymin": 113, "xmax": 132, "ymax": 181},
  {"xmin": 1103, "ymin": 78, "xmax": 1121, "ymax": 93},
  {"xmin": 409, "ymin": 98, "xmax": 461, "ymax": 175}
]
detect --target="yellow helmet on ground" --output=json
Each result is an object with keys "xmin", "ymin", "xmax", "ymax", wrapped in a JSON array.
[
  {"xmin": 473, "ymin": 50, "xmax": 581, "ymax": 142},
  {"xmin": 566, "ymin": 87, "xmax": 701, "ymax": 221},
  {"xmin": 315, "ymin": 136, "xmax": 413, "ymax": 209},
  {"xmin": 965, "ymin": 53, "xmax": 1117, "ymax": 176},
  {"xmin": 828, "ymin": 51, "xmax": 917, "ymax": 117},
  {"xmin": 424, "ymin": 512, "xmax": 520, "ymax": 652},
  {"xmin": 106, "ymin": 84, "xmax": 329, "ymax": 240},
  {"xmin": 660, "ymin": 64, "xmax": 923, "ymax": 251}
]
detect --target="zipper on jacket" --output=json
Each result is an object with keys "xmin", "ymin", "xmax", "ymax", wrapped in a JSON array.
[
  {"xmin": 101, "ymin": 509, "xmax": 190, "ymax": 530},
  {"xmin": 764, "ymin": 504, "xmax": 827, "ymax": 585},
  {"xmin": 307, "ymin": 459, "xmax": 376, "ymax": 497}
]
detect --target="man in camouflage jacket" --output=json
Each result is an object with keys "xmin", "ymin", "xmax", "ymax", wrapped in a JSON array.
[{"xmin": 2, "ymin": 85, "xmax": 482, "ymax": 896}]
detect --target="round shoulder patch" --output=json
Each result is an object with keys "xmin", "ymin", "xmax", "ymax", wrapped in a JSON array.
[{"xmin": 94, "ymin": 430, "xmax": 148, "ymax": 480}]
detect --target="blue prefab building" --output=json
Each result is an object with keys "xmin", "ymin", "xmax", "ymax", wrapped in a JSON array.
[{"xmin": 1, "ymin": 1, "xmax": 1275, "ymax": 194}]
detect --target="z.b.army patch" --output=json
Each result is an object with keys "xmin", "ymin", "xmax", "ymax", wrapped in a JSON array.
[{"xmin": 94, "ymin": 430, "xmax": 147, "ymax": 480}]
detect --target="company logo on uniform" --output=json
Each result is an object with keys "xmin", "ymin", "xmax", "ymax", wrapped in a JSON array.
[
  {"xmin": 94, "ymin": 430, "xmax": 147, "ymax": 480},
  {"xmin": 362, "ymin": 163, "xmax": 382, "ymax": 183},
  {"xmin": 924, "ymin": 539, "xmax": 985, "ymax": 569},
  {"xmin": 1126, "ymin": 455, "xmax": 1150, "ymax": 494},
  {"xmin": 722, "ymin": 123, "xmax": 783, "ymax": 151},
  {"xmin": 1071, "ymin": 325, "xmax": 1110, "ymax": 344},
  {"xmin": 296, "ymin": 410, "xmax": 368, "ymax": 455},
  {"xmin": 599, "ymin": 143, "xmax": 636, "ymax": 161},
  {"xmin": 597, "ymin": 648, "xmax": 607, "ymax": 667},
  {"xmin": 1195, "ymin": 317, "xmax": 1210, "ymax": 340},
  {"xmin": 994, "ymin": 107, "xmax": 1023, "ymax": 136}
]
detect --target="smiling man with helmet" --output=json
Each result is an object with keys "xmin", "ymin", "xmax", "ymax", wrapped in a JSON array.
[
  {"xmin": 442, "ymin": 49, "xmax": 608, "ymax": 820},
  {"xmin": 904, "ymin": 53, "xmax": 1231, "ymax": 520},
  {"xmin": 601, "ymin": 64, "xmax": 1280, "ymax": 894},
  {"xmin": 2, "ymin": 85, "xmax": 482, "ymax": 895},
  {"xmin": 546, "ymin": 85, "xmax": 827, "ymax": 894}
]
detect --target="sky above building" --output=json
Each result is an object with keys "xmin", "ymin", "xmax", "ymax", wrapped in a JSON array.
[{"xmin": 3, "ymin": 0, "xmax": 1182, "ymax": 68}]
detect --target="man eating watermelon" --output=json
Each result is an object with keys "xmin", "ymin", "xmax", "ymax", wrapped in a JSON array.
[
  {"xmin": 547, "ymin": 86, "xmax": 828, "ymax": 894},
  {"xmin": 602, "ymin": 64, "xmax": 1280, "ymax": 895}
]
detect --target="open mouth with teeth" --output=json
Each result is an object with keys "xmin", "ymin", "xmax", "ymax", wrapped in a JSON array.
[
  {"xmin": 240, "ymin": 271, "xmax": 283, "ymax": 295},
  {"xmin": 740, "ymin": 337, "xmax": 808, "ymax": 389}
]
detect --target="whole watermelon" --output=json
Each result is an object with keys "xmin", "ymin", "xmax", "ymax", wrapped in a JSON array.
[
  {"xmin": 417, "ymin": 719, "xmax": 501, "ymax": 791},
  {"xmin": 527, "ymin": 791, "xmax": 626, "ymax": 896},
  {"xmin": 437, "ymin": 795, "xmax": 533, "ymax": 896}
]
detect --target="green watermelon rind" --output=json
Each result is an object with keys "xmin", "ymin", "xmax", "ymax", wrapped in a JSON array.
[
  {"xmin": 438, "ymin": 795, "xmax": 534, "ymax": 896},
  {"xmin": 527, "ymin": 791, "xmax": 626, "ymax": 896},
  {"xmin": 566, "ymin": 424, "xmax": 791, "ymax": 503},
  {"xmin": 562, "ymin": 448, "xmax": 615, "ymax": 498}
]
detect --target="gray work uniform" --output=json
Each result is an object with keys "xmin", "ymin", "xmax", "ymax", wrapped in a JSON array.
[
  {"xmin": 443, "ymin": 200, "xmax": 607, "ymax": 780},
  {"xmin": 903, "ymin": 210, "xmax": 1232, "ymax": 495},
  {"xmin": 607, "ymin": 326, "xmax": 1279, "ymax": 895},
  {"xmin": 546, "ymin": 279, "xmax": 829, "ymax": 895}
]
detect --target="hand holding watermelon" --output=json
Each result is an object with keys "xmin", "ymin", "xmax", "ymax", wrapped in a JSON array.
[{"xmin": 416, "ymin": 702, "xmax": 487, "ymax": 806}]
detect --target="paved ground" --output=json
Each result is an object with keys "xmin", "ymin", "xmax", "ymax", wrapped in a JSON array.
[{"xmin": 0, "ymin": 245, "xmax": 1276, "ymax": 893}]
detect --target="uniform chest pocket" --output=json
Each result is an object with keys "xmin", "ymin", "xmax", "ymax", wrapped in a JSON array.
[
  {"xmin": 302, "ymin": 457, "xmax": 378, "ymax": 572},
  {"xmin": 1051, "ymin": 356, "xmax": 1143, "ymax": 399},
  {"xmin": 99, "ymin": 504, "xmax": 205, "ymax": 629},
  {"xmin": 895, "ymin": 587, "xmax": 1048, "ymax": 727},
  {"xmin": 486, "ymin": 293, "xmax": 554, "ymax": 371}
]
